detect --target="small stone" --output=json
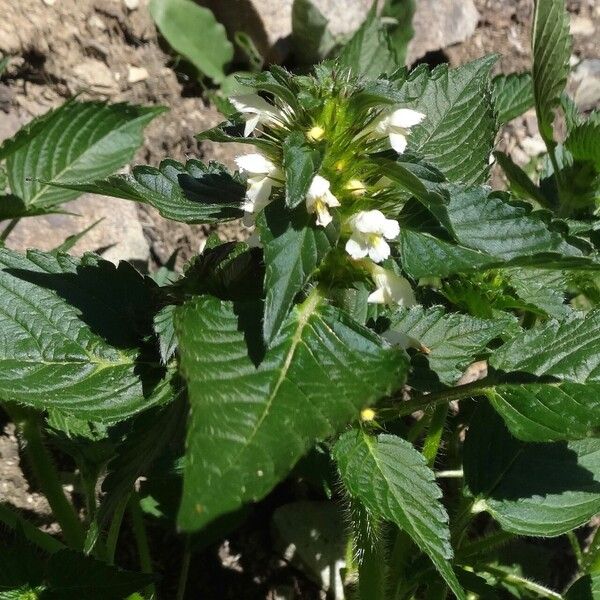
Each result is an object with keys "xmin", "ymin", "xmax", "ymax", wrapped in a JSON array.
[
  {"xmin": 72, "ymin": 58, "xmax": 118, "ymax": 94},
  {"xmin": 521, "ymin": 135, "xmax": 547, "ymax": 158},
  {"xmin": 127, "ymin": 65, "xmax": 149, "ymax": 84},
  {"xmin": 88, "ymin": 15, "xmax": 107, "ymax": 31},
  {"xmin": 570, "ymin": 15, "xmax": 595, "ymax": 37},
  {"xmin": 570, "ymin": 59, "xmax": 600, "ymax": 112},
  {"xmin": 42, "ymin": 0, "xmax": 56, "ymax": 5},
  {"xmin": 124, "ymin": 0, "xmax": 140, "ymax": 9}
]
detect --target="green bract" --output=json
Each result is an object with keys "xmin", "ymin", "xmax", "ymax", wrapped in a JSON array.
[{"xmin": 1, "ymin": 1, "xmax": 600, "ymax": 598}]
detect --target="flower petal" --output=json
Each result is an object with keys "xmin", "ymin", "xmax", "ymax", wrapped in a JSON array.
[
  {"xmin": 246, "ymin": 178, "xmax": 273, "ymax": 213},
  {"xmin": 389, "ymin": 108, "xmax": 426, "ymax": 129},
  {"xmin": 381, "ymin": 218, "xmax": 400, "ymax": 240},
  {"xmin": 345, "ymin": 233, "xmax": 369, "ymax": 260},
  {"xmin": 230, "ymin": 94, "xmax": 276, "ymax": 115},
  {"xmin": 315, "ymin": 205, "xmax": 333, "ymax": 228},
  {"xmin": 389, "ymin": 132, "xmax": 408, "ymax": 154},
  {"xmin": 367, "ymin": 287, "xmax": 387, "ymax": 304},
  {"xmin": 368, "ymin": 237, "xmax": 391, "ymax": 263},
  {"xmin": 243, "ymin": 114, "xmax": 261, "ymax": 137},
  {"xmin": 308, "ymin": 174, "xmax": 331, "ymax": 198},
  {"xmin": 235, "ymin": 153, "xmax": 274, "ymax": 175},
  {"xmin": 351, "ymin": 210, "xmax": 386, "ymax": 234}
]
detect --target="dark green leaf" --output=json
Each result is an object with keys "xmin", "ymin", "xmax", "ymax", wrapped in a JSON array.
[
  {"xmin": 566, "ymin": 123, "xmax": 600, "ymax": 169},
  {"xmin": 153, "ymin": 305, "xmax": 178, "ymax": 364},
  {"xmin": 334, "ymin": 430, "xmax": 465, "ymax": 600},
  {"xmin": 382, "ymin": 0, "xmax": 416, "ymax": 66},
  {"xmin": 532, "ymin": 0, "xmax": 571, "ymax": 144},
  {"xmin": 492, "ymin": 73, "xmax": 535, "ymax": 124},
  {"xmin": 58, "ymin": 159, "xmax": 244, "ymax": 224},
  {"xmin": 291, "ymin": 0, "xmax": 335, "ymax": 65},
  {"xmin": 149, "ymin": 0, "xmax": 233, "ymax": 83},
  {"xmin": 257, "ymin": 199, "xmax": 337, "ymax": 344},
  {"xmin": 1, "ymin": 101, "xmax": 164, "ymax": 210},
  {"xmin": 464, "ymin": 404, "xmax": 600, "ymax": 536},
  {"xmin": 196, "ymin": 121, "xmax": 277, "ymax": 152},
  {"xmin": 565, "ymin": 574, "xmax": 600, "ymax": 600},
  {"xmin": 176, "ymin": 294, "xmax": 408, "ymax": 531},
  {"xmin": 282, "ymin": 132, "xmax": 321, "ymax": 209},
  {"xmin": 493, "ymin": 151, "xmax": 549, "ymax": 206},
  {"xmin": 0, "ymin": 248, "xmax": 174, "ymax": 421}
]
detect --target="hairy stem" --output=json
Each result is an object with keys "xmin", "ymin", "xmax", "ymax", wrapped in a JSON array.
[
  {"xmin": 129, "ymin": 493, "xmax": 156, "ymax": 599},
  {"xmin": 105, "ymin": 492, "xmax": 131, "ymax": 565},
  {"xmin": 6, "ymin": 405, "xmax": 85, "ymax": 550},
  {"xmin": 422, "ymin": 404, "xmax": 449, "ymax": 467},
  {"xmin": 582, "ymin": 525, "xmax": 600, "ymax": 574},
  {"xmin": 484, "ymin": 567, "xmax": 562, "ymax": 600}
]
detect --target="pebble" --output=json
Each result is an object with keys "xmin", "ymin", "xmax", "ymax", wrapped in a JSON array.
[
  {"xmin": 570, "ymin": 15, "xmax": 595, "ymax": 37},
  {"xmin": 124, "ymin": 0, "xmax": 140, "ymax": 9},
  {"xmin": 42, "ymin": 0, "xmax": 56, "ymax": 5},
  {"xmin": 127, "ymin": 65, "xmax": 149, "ymax": 84}
]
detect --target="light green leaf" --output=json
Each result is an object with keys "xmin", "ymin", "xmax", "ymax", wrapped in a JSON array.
[
  {"xmin": 0, "ymin": 248, "xmax": 175, "ymax": 421},
  {"xmin": 532, "ymin": 0, "xmax": 571, "ymax": 144},
  {"xmin": 566, "ymin": 123, "xmax": 600, "ymax": 169},
  {"xmin": 149, "ymin": 0, "xmax": 233, "ymax": 83},
  {"xmin": 176, "ymin": 293, "xmax": 408, "ymax": 531},
  {"xmin": 337, "ymin": 6, "xmax": 398, "ymax": 78},
  {"xmin": 464, "ymin": 404, "xmax": 600, "ymax": 537},
  {"xmin": 291, "ymin": 0, "xmax": 335, "ymax": 65},
  {"xmin": 490, "ymin": 309, "xmax": 600, "ymax": 383},
  {"xmin": 405, "ymin": 57, "xmax": 497, "ymax": 186},
  {"xmin": 492, "ymin": 73, "xmax": 535, "ymax": 124},
  {"xmin": 382, "ymin": 0, "xmax": 416, "ymax": 66},
  {"xmin": 257, "ymin": 199, "xmax": 337, "ymax": 345},
  {"xmin": 334, "ymin": 430, "xmax": 465, "ymax": 600},
  {"xmin": 1, "ymin": 101, "xmax": 165, "ymax": 210},
  {"xmin": 59, "ymin": 159, "xmax": 244, "ymax": 224},
  {"xmin": 154, "ymin": 305, "xmax": 178, "ymax": 364},
  {"xmin": 389, "ymin": 306, "xmax": 511, "ymax": 384},
  {"xmin": 282, "ymin": 132, "xmax": 321, "ymax": 209}
]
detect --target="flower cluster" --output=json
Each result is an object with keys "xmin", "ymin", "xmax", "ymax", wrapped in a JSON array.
[{"xmin": 230, "ymin": 91, "xmax": 425, "ymax": 308}]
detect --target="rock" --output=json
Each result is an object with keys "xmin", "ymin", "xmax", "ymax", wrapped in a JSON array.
[
  {"xmin": 127, "ymin": 65, "xmax": 149, "ymax": 83},
  {"xmin": 407, "ymin": 0, "xmax": 479, "ymax": 64},
  {"xmin": 197, "ymin": 0, "xmax": 373, "ymax": 64},
  {"xmin": 71, "ymin": 58, "xmax": 119, "ymax": 95},
  {"xmin": 570, "ymin": 15, "xmax": 595, "ymax": 37},
  {"xmin": 272, "ymin": 501, "xmax": 347, "ymax": 600},
  {"xmin": 4, "ymin": 195, "xmax": 150, "ymax": 267},
  {"xmin": 570, "ymin": 59, "xmax": 600, "ymax": 113},
  {"xmin": 124, "ymin": 0, "xmax": 139, "ymax": 9}
]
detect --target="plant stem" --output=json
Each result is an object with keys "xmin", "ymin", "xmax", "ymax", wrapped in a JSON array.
[
  {"xmin": 389, "ymin": 530, "xmax": 415, "ymax": 600},
  {"xmin": 0, "ymin": 217, "xmax": 19, "ymax": 243},
  {"xmin": 422, "ymin": 404, "xmax": 449, "ymax": 467},
  {"xmin": 484, "ymin": 567, "xmax": 562, "ymax": 600},
  {"xmin": 7, "ymin": 405, "xmax": 85, "ymax": 550},
  {"xmin": 105, "ymin": 492, "xmax": 131, "ymax": 565},
  {"xmin": 0, "ymin": 503, "xmax": 65, "ymax": 554},
  {"xmin": 176, "ymin": 536, "xmax": 192, "ymax": 600},
  {"xmin": 457, "ymin": 530, "xmax": 514, "ymax": 563},
  {"xmin": 358, "ymin": 542, "xmax": 386, "ymax": 600},
  {"xmin": 129, "ymin": 493, "xmax": 156, "ymax": 599},
  {"xmin": 568, "ymin": 531, "xmax": 583, "ymax": 569},
  {"xmin": 582, "ymin": 525, "xmax": 600, "ymax": 574}
]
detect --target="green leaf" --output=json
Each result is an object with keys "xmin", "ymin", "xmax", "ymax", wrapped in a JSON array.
[
  {"xmin": 257, "ymin": 199, "xmax": 337, "ymax": 345},
  {"xmin": 382, "ymin": 0, "xmax": 416, "ymax": 66},
  {"xmin": 149, "ymin": 0, "xmax": 233, "ymax": 83},
  {"xmin": 532, "ymin": 0, "xmax": 571, "ymax": 144},
  {"xmin": 153, "ymin": 305, "xmax": 178, "ymax": 364},
  {"xmin": 176, "ymin": 293, "xmax": 408, "ymax": 531},
  {"xmin": 493, "ymin": 151, "xmax": 549, "ymax": 207},
  {"xmin": 565, "ymin": 574, "xmax": 600, "ymax": 600},
  {"xmin": 0, "ymin": 248, "xmax": 175, "ymax": 421},
  {"xmin": 566, "ymin": 123, "xmax": 600, "ymax": 169},
  {"xmin": 389, "ymin": 306, "xmax": 511, "ymax": 384},
  {"xmin": 492, "ymin": 73, "xmax": 535, "ymax": 124},
  {"xmin": 486, "ymin": 382, "xmax": 600, "ymax": 442},
  {"xmin": 291, "ymin": 0, "xmax": 335, "ymax": 65},
  {"xmin": 405, "ymin": 57, "xmax": 497, "ymax": 186},
  {"xmin": 337, "ymin": 6, "xmax": 398, "ymax": 78},
  {"xmin": 334, "ymin": 430, "xmax": 465, "ymax": 600},
  {"xmin": 446, "ymin": 186, "xmax": 581, "ymax": 261},
  {"xmin": 282, "ymin": 132, "xmax": 321, "ymax": 209},
  {"xmin": 0, "ymin": 195, "xmax": 51, "ymax": 220},
  {"xmin": 464, "ymin": 404, "xmax": 600, "ymax": 537},
  {"xmin": 490, "ymin": 309, "xmax": 600, "ymax": 383},
  {"xmin": 59, "ymin": 159, "xmax": 244, "ymax": 224},
  {"xmin": 1, "ymin": 101, "xmax": 165, "ymax": 210},
  {"xmin": 0, "ymin": 56, "xmax": 9, "ymax": 77},
  {"xmin": 196, "ymin": 120, "xmax": 277, "ymax": 153},
  {"xmin": 399, "ymin": 229, "xmax": 496, "ymax": 279}
]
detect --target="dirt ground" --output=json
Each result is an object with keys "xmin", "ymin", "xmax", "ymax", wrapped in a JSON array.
[{"xmin": 0, "ymin": 0, "xmax": 599, "ymax": 597}]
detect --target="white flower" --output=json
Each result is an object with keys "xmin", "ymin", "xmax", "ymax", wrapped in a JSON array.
[
  {"xmin": 235, "ymin": 153, "xmax": 283, "ymax": 217},
  {"xmin": 367, "ymin": 265, "xmax": 416, "ymax": 306},
  {"xmin": 369, "ymin": 107, "xmax": 425, "ymax": 154},
  {"xmin": 305, "ymin": 175, "xmax": 340, "ymax": 228},
  {"xmin": 345, "ymin": 210, "xmax": 400, "ymax": 263},
  {"xmin": 230, "ymin": 94, "xmax": 285, "ymax": 136}
]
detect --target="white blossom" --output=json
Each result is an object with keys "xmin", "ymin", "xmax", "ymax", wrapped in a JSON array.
[
  {"xmin": 345, "ymin": 210, "xmax": 400, "ymax": 263},
  {"xmin": 235, "ymin": 153, "xmax": 282, "ymax": 218},
  {"xmin": 230, "ymin": 94, "xmax": 285, "ymax": 137},
  {"xmin": 305, "ymin": 175, "xmax": 340, "ymax": 228},
  {"xmin": 367, "ymin": 265, "xmax": 416, "ymax": 306},
  {"xmin": 369, "ymin": 107, "xmax": 425, "ymax": 154}
]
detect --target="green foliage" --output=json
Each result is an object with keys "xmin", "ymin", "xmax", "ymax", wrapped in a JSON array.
[
  {"xmin": 149, "ymin": 0, "xmax": 233, "ymax": 83},
  {"xmin": 175, "ymin": 293, "xmax": 408, "ymax": 530},
  {"xmin": 291, "ymin": 0, "xmax": 335, "ymax": 65},
  {"xmin": 492, "ymin": 73, "xmax": 535, "ymax": 124}
]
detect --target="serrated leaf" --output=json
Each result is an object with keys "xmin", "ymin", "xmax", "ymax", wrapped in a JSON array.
[
  {"xmin": 176, "ymin": 294, "xmax": 408, "ymax": 531},
  {"xmin": 490, "ymin": 309, "xmax": 600, "ymax": 383},
  {"xmin": 291, "ymin": 0, "xmax": 335, "ymax": 65},
  {"xmin": 492, "ymin": 73, "xmax": 535, "ymax": 124},
  {"xmin": 59, "ymin": 159, "xmax": 244, "ymax": 224},
  {"xmin": 334, "ymin": 430, "xmax": 465, "ymax": 600},
  {"xmin": 493, "ymin": 151, "xmax": 549, "ymax": 207},
  {"xmin": 149, "ymin": 0, "xmax": 233, "ymax": 83},
  {"xmin": 566, "ymin": 123, "xmax": 600, "ymax": 169},
  {"xmin": 153, "ymin": 305, "xmax": 178, "ymax": 364},
  {"xmin": 282, "ymin": 132, "xmax": 321, "ymax": 209},
  {"xmin": 196, "ymin": 121, "xmax": 277, "ymax": 153},
  {"xmin": 0, "ymin": 248, "xmax": 175, "ymax": 421},
  {"xmin": 404, "ymin": 57, "xmax": 497, "ymax": 186},
  {"xmin": 464, "ymin": 404, "xmax": 600, "ymax": 537},
  {"xmin": 532, "ymin": 0, "xmax": 571, "ymax": 144},
  {"xmin": 257, "ymin": 199, "xmax": 337, "ymax": 345},
  {"xmin": 399, "ymin": 229, "xmax": 496, "ymax": 278},
  {"xmin": 389, "ymin": 306, "xmax": 511, "ymax": 384},
  {"xmin": 337, "ymin": 6, "xmax": 398, "ymax": 78},
  {"xmin": 565, "ymin": 574, "xmax": 600, "ymax": 600},
  {"xmin": 1, "ymin": 101, "xmax": 164, "ymax": 210},
  {"xmin": 486, "ymin": 382, "xmax": 600, "ymax": 442}
]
